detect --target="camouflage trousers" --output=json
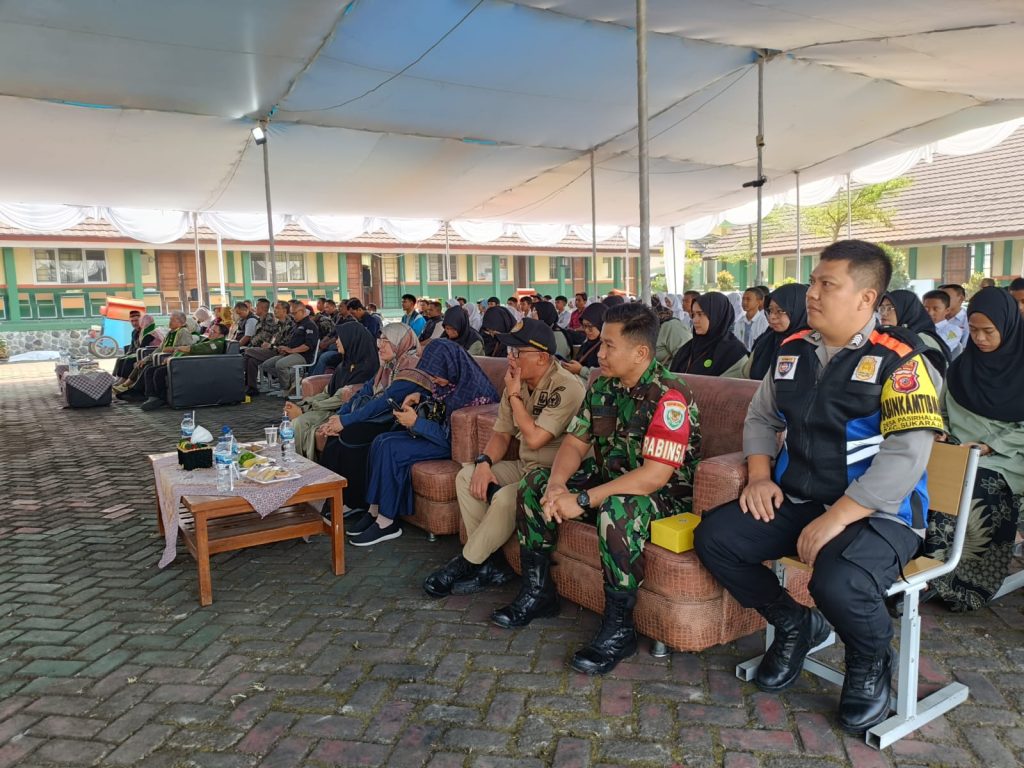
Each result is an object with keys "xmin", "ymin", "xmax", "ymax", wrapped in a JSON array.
[{"xmin": 516, "ymin": 460, "xmax": 672, "ymax": 592}]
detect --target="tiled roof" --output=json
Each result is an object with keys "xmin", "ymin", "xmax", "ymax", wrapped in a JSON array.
[
  {"xmin": 0, "ymin": 218, "xmax": 629, "ymax": 254},
  {"xmin": 703, "ymin": 127, "xmax": 1024, "ymax": 258}
]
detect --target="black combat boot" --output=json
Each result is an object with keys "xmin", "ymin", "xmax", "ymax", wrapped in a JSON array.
[
  {"xmin": 755, "ymin": 595, "xmax": 831, "ymax": 692},
  {"xmin": 570, "ymin": 585, "xmax": 638, "ymax": 675},
  {"xmin": 490, "ymin": 548, "xmax": 560, "ymax": 628},
  {"xmin": 452, "ymin": 551, "xmax": 515, "ymax": 595},
  {"xmin": 422, "ymin": 555, "xmax": 478, "ymax": 598},
  {"xmin": 838, "ymin": 648, "xmax": 893, "ymax": 734}
]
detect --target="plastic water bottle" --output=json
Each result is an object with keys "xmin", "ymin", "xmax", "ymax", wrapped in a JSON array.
[
  {"xmin": 215, "ymin": 427, "xmax": 234, "ymax": 492},
  {"xmin": 69, "ymin": 357, "xmax": 79, "ymax": 375},
  {"xmin": 180, "ymin": 413, "xmax": 195, "ymax": 442},
  {"xmin": 279, "ymin": 415, "xmax": 295, "ymax": 464}
]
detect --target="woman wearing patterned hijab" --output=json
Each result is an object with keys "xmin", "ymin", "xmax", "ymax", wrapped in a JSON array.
[
  {"xmin": 349, "ymin": 340, "xmax": 498, "ymax": 546},
  {"xmin": 924, "ymin": 287, "xmax": 1024, "ymax": 611},
  {"xmin": 314, "ymin": 324, "xmax": 421, "ymax": 510}
]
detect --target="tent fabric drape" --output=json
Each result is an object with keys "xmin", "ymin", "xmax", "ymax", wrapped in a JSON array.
[
  {"xmin": 450, "ymin": 220, "xmax": 508, "ymax": 244},
  {"xmin": 200, "ymin": 212, "xmax": 290, "ymax": 241},
  {"xmin": 100, "ymin": 207, "xmax": 191, "ymax": 244},
  {"xmin": 295, "ymin": 215, "xmax": 369, "ymax": 242},
  {"xmin": 0, "ymin": 203, "xmax": 90, "ymax": 232}
]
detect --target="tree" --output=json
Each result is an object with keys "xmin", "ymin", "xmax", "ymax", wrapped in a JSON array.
[
  {"xmin": 878, "ymin": 243, "xmax": 910, "ymax": 290},
  {"xmin": 803, "ymin": 178, "xmax": 912, "ymax": 242},
  {"xmin": 716, "ymin": 270, "xmax": 736, "ymax": 291},
  {"xmin": 651, "ymin": 273, "xmax": 667, "ymax": 293}
]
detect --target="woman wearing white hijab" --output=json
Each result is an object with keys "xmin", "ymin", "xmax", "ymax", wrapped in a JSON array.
[
  {"xmin": 465, "ymin": 301, "xmax": 483, "ymax": 331},
  {"xmin": 726, "ymin": 291, "xmax": 743, "ymax": 323}
]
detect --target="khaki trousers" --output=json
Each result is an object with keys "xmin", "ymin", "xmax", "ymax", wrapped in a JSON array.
[{"xmin": 456, "ymin": 460, "xmax": 528, "ymax": 565}]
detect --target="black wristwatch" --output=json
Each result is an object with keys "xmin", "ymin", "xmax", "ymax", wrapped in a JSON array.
[
  {"xmin": 474, "ymin": 454, "xmax": 493, "ymax": 467},
  {"xmin": 576, "ymin": 491, "xmax": 592, "ymax": 510}
]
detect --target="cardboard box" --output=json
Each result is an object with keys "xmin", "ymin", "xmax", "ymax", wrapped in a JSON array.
[{"xmin": 650, "ymin": 512, "xmax": 701, "ymax": 553}]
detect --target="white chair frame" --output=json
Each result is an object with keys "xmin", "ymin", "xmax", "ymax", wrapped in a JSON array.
[
  {"xmin": 288, "ymin": 343, "xmax": 320, "ymax": 400},
  {"xmin": 736, "ymin": 443, "xmax": 980, "ymax": 750}
]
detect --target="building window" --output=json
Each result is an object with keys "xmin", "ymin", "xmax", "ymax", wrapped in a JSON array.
[
  {"xmin": 33, "ymin": 248, "xmax": 108, "ymax": 284},
  {"xmin": 548, "ymin": 257, "xmax": 568, "ymax": 281},
  {"xmin": 382, "ymin": 255, "xmax": 399, "ymax": 284},
  {"xmin": 784, "ymin": 256, "xmax": 798, "ymax": 281},
  {"xmin": 600, "ymin": 257, "xmax": 613, "ymax": 280},
  {"xmin": 251, "ymin": 252, "xmax": 306, "ymax": 283},
  {"xmin": 428, "ymin": 254, "xmax": 458, "ymax": 281},
  {"xmin": 477, "ymin": 255, "xmax": 509, "ymax": 282},
  {"xmin": 405, "ymin": 255, "xmax": 419, "ymax": 282},
  {"xmin": 702, "ymin": 258, "xmax": 718, "ymax": 286},
  {"xmin": 975, "ymin": 242, "xmax": 993, "ymax": 276}
]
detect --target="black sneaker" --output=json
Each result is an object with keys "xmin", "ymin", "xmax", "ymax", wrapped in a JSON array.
[
  {"xmin": 345, "ymin": 511, "xmax": 375, "ymax": 537},
  {"xmin": 349, "ymin": 521, "xmax": 402, "ymax": 547},
  {"xmin": 140, "ymin": 396, "xmax": 165, "ymax": 411}
]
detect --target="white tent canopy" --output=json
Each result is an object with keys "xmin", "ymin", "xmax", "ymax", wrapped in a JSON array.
[{"xmin": 0, "ymin": 0, "xmax": 1022, "ymax": 231}]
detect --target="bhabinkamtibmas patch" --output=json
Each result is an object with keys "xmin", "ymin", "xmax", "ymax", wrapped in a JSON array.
[{"xmin": 880, "ymin": 357, "xmax": 944, "ymax": 435}]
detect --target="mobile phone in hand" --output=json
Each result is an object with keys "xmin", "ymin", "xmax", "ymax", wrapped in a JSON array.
[{"xmin": 386, "ymin": 397, "xmax": 403, "ymax": 411}]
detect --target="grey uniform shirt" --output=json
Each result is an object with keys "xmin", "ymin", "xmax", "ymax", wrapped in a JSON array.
[{"xmin": 743, "ymin": 318, "xmax": 942, "ymax": 529}]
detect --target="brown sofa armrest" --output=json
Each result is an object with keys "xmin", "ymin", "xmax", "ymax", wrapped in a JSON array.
[
  {"xmin": 451, "ymin": 403, "xmax": 501, "ymax": 463},
  {"xmin": 301, "ymin": 374, "xmax": 332, "ymax": 398},
  {"xmin": 693, "ymin": 451, "xmax": 748, "ymax": 515}
]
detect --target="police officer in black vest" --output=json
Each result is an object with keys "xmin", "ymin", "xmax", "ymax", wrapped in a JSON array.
[{"xmin": 695, "ymin": 240, "xmax": 945, "ymax": 735}]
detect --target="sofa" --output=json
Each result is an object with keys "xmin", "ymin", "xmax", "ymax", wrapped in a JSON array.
[
  {"xmin": 166, "ymin": 341, "xmax": 246, "ymax": 409},
  {"xmin": 448, "ymin": 372, "xmax": 810, "ymax": 654}
]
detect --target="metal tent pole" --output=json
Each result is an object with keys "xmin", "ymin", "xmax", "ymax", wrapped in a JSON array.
[
  {"xmin": 755, "ymin": 54, "xmax": 766, "ymax": 286},
  {"xmin": 192, "ymin": 212, "xmax": 205, "ymax": 309},
  {"xmin": 636, "ymin": 0, "xmax": 651, "ymax": 304},
  {"xmin": 795, "ymin": 170, "xmax": 801, "ymax": 264},
  {"xmin": 444, "ymin": 222, "xmax": 453, "ymax": 299},
  {"xmin": 590, "ymin": 149, "xmax": 598, "ymax": 298},
  {"xmin": 261, "ymin": 122, "xmax": 278, "ymax": 302},
  {"xmin": 846, "ymin": 173, "xmax": 853, "ymax": 239},
  {"xmin": 624, "ymin": 236, "xmax": 630, "ymax": 296},
  {"xmin": 216, "ymin": 231, "xmax": 227, "ymax": 305}
]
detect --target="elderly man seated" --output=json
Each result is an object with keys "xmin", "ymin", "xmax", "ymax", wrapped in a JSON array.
[
  {"xmin": 260, "ymin": 300, "xmax": 319, "ymax": 395},
  {"xmin": 423, "ymin": 319, "xmax": 586, "ymax": 597},
  {"xmin": 139, "ymin": 322, "xmax": 229, "ymax": 410}
]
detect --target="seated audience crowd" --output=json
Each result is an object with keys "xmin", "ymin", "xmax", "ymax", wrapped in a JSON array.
[{"xmin": 112, "ymin": 265, "xmax": 1022, "ymax": 736}]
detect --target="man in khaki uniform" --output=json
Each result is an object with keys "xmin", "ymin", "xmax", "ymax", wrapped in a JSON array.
[{"xmin": 423, "ymin": 318, "xmax": 586, "ymax": 598}]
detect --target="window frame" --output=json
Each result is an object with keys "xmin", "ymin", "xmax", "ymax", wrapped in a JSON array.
[
  {"xmin": 250, "ymin": 252, "xmax": 307, "ymax": 283},
  {"xmin": 33, "ymin": 248, "xmax": 109, "ymax": 285}
]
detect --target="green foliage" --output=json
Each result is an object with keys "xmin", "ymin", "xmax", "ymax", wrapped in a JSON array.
[
  {"xmin": 803, "ymin": 178, "xmax": 912, "ymax": 242},
  {"xmin": 778, "ymin": 277, "xmax": 797, "ymax": 286},
  {"xmin": 0, "ymin": 336, "xmax": 7, "ymax": 360},
  {"xmin": 965, "ymin": 271, "xmax": 989, "ymax": 298},
  {"xmin": 651, "ymin": 273, "xmax": 668, "ymax": 293},
  {"xmin": 716, "ymin": 270, "xmax": 736, "ymax": 292},
  {"xmin": 878, "ymin": 244, "xmax": 911, "ymax": 291}
]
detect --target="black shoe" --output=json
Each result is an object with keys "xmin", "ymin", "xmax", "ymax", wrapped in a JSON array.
[
  {"xmin": 570, "ymin": 585, "xmax": 638, "ymax": 675},
  {"xmin": 115, "ymin": 389, "xmax": 144, "ymax": 402},
  {"xmin": 491, "ymin": 548, "xmax": 560, "ymax": 629},
  {"xmin": 838, "ymin": 648, "xmax": 893, "ymax": 735},
  {"xmin": 140, "ymin": 396, "xmax": 165, "ymax": 411},
  {"xmin": 452, "ymin": 552, "xmax": 515, "ymax": 595},
  {"xmin": 423, "ymin": 555, "xmax": 479, "ymax": 598},
  {"xmin": 245, "ymin": 388, "xmax": 260, "ymax": 397},
  {"xmin": 755, "ymin": 596, "xmax": 831, "ymax": 692},
  {"xmin": 348, "ymin": 520, "xmax": 402, "ymax": 547},
  {"xmin": 342, "ymin": 506, "xmax": 366, "ymax": 520},
  {"xmin": 345, "ymin": 511, "xmax": 374, "ymax": 536}
]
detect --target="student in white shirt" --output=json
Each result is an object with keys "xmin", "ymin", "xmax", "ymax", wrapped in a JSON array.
[
  {"xmin": 733, "ymin": 287, "xmax": 770, "ymax": 352},
  {"xmin": 923, "ymin": 289, "xmax": 962, "ymax": 356}
]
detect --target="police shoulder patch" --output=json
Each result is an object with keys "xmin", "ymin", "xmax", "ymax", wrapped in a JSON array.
[{"xmin": 775, "ymin": 355, "xmax": 799, "ymax": 380}]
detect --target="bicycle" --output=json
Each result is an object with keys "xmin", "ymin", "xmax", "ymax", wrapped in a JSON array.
[{"xmin": 86, "ymin": 325, "xmax": 120, "ymax": 358}]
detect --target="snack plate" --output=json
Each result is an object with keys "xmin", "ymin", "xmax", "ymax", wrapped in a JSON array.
[
  {"xmin": 243, "ymin": 467, "xmax": 300, "ymax": 484},
  {"xmin": 238, "ymin": 442, "xmax": 267, "ymax": 453}
]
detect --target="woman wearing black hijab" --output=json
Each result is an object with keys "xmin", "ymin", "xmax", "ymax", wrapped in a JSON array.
[
  {"xmin": 532, "ymin": 300, "xmax": 572, "ymax": 358},
  {"xmin": 480, "ymin": 304, "xmax": 515, "ymax": 357},
  {"xmin": 561, "ymin": 302, "xmax": 606, "ymax": 383},
  {"xmin": 878, "ymin": 289, "xmax": 951, "ymax": 373},
  {"xmin": 670, "ymin": 292, "xmax": 749, "ymax": 377},
  {"xmin": 746, "ymin": 283, "xmax": 809, "ymax": 380},
  {"xmin": 924, "ymin": 287, "xmax": 1024, "ymax": 611},
  {"xmin": 442, "ymin": 305, "xmax": 484, "ymax": 355}
]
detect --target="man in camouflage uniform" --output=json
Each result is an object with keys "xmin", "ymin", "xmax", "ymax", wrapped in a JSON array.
[
  {"xmin": 492, "ymin": 303, "xmax": 701, "ymax": 675},
  {"xmin": 243, "ymin": 300, "xmax": 293, "ymax": 395}
]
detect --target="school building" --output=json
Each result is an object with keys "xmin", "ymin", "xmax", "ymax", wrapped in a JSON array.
[{"xmin": 0, "ymin": 221, "xmax": 644, "ymax": 330}]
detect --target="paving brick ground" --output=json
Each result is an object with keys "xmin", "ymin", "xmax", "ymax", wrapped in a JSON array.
[{"xmin": 1, "ymin": 360, "xmax": 1022, "ymax": 767}]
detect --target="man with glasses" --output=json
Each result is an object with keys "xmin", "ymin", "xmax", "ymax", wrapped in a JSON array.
[{"xmin": 423, "ymin": 318, "xmax": 585, "ymax": 598}]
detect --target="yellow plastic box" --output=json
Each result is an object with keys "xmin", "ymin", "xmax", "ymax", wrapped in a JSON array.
[{"xmin": 650, "ymin": 512, "xmax": 701, "ymax": 553}]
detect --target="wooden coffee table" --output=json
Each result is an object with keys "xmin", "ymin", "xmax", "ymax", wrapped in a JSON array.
[{"xmin": 154, "ymin": 462, "xmax": 346, "ymax": 606}]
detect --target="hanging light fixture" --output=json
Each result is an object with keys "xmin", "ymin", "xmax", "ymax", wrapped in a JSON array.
[{"xmin": 251, "ymin": 125, "xmax": 267, "ymax": 145}]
